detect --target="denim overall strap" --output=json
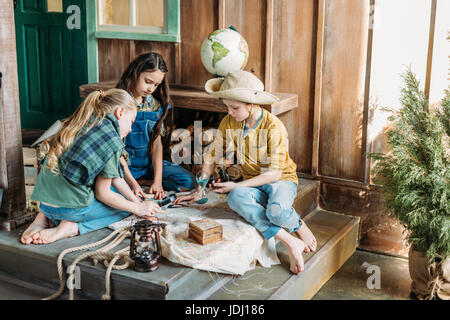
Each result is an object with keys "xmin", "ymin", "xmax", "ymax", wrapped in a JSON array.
[{"xmin": 125, "ymin": 111, "xmax": 161, "ymax": 173}]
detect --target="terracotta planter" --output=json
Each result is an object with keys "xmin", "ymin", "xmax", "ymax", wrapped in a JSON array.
[{"xmin": 409, "ymin": 246, "xmax": 450, "ymax": 300}]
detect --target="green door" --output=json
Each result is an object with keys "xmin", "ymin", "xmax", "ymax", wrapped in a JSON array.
[{"xmin": 14, "ymin": 0, "xmax": 88, "ymax": 129}]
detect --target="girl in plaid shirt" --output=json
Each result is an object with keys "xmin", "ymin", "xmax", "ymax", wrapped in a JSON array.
[
  {"xmin": 21, "ymin": 89, "xmax": 162, "ymax": 245},
  {"xmin": 117, "ymin": 52, "xmax": 196, "ymax": 200}
]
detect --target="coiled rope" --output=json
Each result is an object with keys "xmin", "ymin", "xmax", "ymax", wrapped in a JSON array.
[{"xmin": 42, "ymin": 226, "xmax": 132, "ymax": 300}]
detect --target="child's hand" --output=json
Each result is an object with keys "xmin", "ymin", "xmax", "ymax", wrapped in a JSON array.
[
  {"xmin": 130, "ymin": 182, "xmax": 146, "ymax": 201},
  {"xmin": 149, "ymin": 182, "xmax": 166, "ymax": 200},
  {"xmin": 134, "ymin": 201, "xmax": 162, "ymax": 219},
  {"xmin": 211, "ymin": 181, "xmax": 237, "ymax": 194},
  {"xmin": 173, "ymin": 190, "xmax": 201, "ymax": 205}
]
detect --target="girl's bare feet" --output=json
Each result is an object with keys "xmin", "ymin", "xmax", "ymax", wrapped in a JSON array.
[
  {"xmin": 32, "ymin": 220, "xmax": 79, "ymax": 245},
  {"xmin": 295, "ymin": 222, "xmax": 317, "ymax": 253},
  {"xmin": 21, "ymin": 212, "xmax": 48, "ymax": 245},
  {"xmin": 275, "ymin": 229, "xmax": 305, "ymax": 275}
]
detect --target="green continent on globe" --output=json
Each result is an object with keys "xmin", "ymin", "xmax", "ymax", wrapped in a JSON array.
[
  {"xmin": 208, "ymin": 29, "xmax": 224, "ymax": 40},
  {"xmin": 211, "ymin": 42, "xmax": 229, "ymax": 68}
]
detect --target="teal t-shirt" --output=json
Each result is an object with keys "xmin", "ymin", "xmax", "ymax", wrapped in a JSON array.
[{"xmin": 31, "ymin": 151, "xmax": 122, "ymax": 208}]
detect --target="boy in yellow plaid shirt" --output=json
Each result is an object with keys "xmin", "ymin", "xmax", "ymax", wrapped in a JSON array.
[{"xmin": 175, "ymin": 71, "xmax": 317, "ymax": 275}]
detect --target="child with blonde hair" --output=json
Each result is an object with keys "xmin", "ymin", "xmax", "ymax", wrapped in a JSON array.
[
  {"xmin": 21, "ymin": 89, "xmax": 162, "ymax": 245},
  {"xmin": 175, "ymin": 70, "xmax": 317, "ymax": 275}
]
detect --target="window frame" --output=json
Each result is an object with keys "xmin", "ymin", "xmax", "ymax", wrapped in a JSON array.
[{"xmin": 86, "ymin": 0, "xmax": 180, "ymax": 82}]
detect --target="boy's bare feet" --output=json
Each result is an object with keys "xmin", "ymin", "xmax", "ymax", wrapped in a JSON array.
[
  {"xmin": 20, "ymin": 212, "xmax": 48, "ymax": 245},
  {"xmin": 275, "ymin": 229, "xmax": 305, "ymax": 275},
  {"xmin": 295, "ymin": 222, "xmax": 317, "ymax": 253},
  {"xmin": 32, "ymin": 221, "xmax": 79, "ymax": 245}
]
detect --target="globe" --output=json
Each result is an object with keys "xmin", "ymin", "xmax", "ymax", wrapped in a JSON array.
[{"xmin": 200, "ymin": 28, "xmax": 249, "ymax": 77}]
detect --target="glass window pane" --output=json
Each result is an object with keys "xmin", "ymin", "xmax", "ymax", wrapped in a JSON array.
[
  {"xmin": 47, "ymin": 0, "xmax": 63, "ymax": 12},
  {"xmin": 136, "ymin": 0, "xmax": 165, "ymax": 27},
  {"xmin": 100, "ymin": 0, "xmax": 130, "ymax": 26}
]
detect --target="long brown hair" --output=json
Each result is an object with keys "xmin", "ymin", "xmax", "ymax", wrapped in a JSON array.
[
  {"xmin": 39, "ymin": 89, "xmax": 137, "ymax": 173},
  {"xmin": 116, "ymin": 52, "xmax": 173, "ymax": 151}
]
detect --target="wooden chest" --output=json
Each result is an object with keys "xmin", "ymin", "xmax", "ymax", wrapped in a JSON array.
[{"xmin": 188, "ymin": 219, "xmax": 223, "ymax": 245}]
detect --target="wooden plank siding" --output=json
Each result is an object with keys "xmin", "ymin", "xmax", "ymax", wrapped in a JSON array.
[
  {"xmin": 318, "ymin": 0, "xmax": 370, "ymax": 181},
  {"xmin": 271, "ymin": 0, "xmax": 317, "ymax": 173},
  {"xmin": 0, "ymin": 0, "xmax": 442, "ymax": 256},
  {"xmin": 96, "ymin": 0, "xmax": 316, "ymax": 174},
  {"xmin": 179, "ymin": 0, "xmax": 217, "ymax": 86},
  {"xmin": 0, "ymin": 0, "xmax": 27, "ymax": 226},
  {"xmin": 92, "ymin": 0, "xmax": 387, "ymax": 253},
  {"xmin": 81, "ymin": 0, "xmax": 446, "ymax": 256},
  {"xmin": 223, "ymin": 0, "xmax": 267, "ymax": 80}
]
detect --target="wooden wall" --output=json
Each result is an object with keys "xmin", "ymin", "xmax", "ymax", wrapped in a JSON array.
[
  {"xmin": 0, "ymin": 0, "xmax": 27, "ymax": 227},
  {"xmin": 96, "ymin": 0, "xmax": 446, "ymax": 257},
  {"xmin": 97, "ymin": 0, "xmax": 317, "ymax": 174}
]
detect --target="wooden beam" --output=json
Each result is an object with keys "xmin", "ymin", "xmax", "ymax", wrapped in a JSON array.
[
  {"xmin": 311, "ymin": 0, "xmax": 326, "ymax": 176},
  {"xmin": 425, "ymin": 0, "xmax": 437, "ymax": 98},
  {"xmin": 0, "ymin": 0, "xmax": 27, "ymax": 228}
]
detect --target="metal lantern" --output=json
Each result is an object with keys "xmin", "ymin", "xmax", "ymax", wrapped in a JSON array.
[{"xmin": 129, "ymin": 220, "xmax": 166, "ymax": 272}]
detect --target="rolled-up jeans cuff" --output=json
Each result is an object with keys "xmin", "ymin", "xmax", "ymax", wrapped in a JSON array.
[
  {"xmin": 262, "ymin": 225, "xmax": 281, "ymax": 240},
  {"xmin": 292, "ymin": 219, "xmax": 303, "ymax": 233}
]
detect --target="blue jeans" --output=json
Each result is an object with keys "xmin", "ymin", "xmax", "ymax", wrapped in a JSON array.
[
  {"xmin": 125, "ymin": 111, "xmax": 196, "ymax": 191},
  {"xmin": 39, "ymin": 200, "xmax": 131, "ymax": 235},
  {"xmin": 129, "ymin": 160, "xmax": 196, "ymax": 192},
  {"xmin": 227, "ymin": 180, "xmax": 301, "ymax": 240}
]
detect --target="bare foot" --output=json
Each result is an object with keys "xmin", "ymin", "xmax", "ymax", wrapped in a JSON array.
[
  {"xmin": 20, "ymin": 212, "xmax": 48, "ymax": 245},
  {"xmin": 32, "ymin": 220, "xmax": 79, "ymax": 245},
  {"xmin": 295, "ymin": 221, "xmax": 317, "ymax": 253},
  {"xmin": 275, "ymin": 229, "xmax": 305, "ymax": 275}
]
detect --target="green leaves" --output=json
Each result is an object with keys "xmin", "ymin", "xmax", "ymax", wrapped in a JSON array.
[{"xmin": 369, "ymin": 68, "xmax": 450, "ymax": 260}]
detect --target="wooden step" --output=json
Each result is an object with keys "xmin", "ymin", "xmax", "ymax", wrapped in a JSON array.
[
  {"xmin": 295, "ymin": 178, "xmax": 318, "ymax": 218},
  {"xmin": 0, "ymin": 178, "xmax": 321, "ymax": 300},
  {"xmin": 0, "ymin": 208, "xmax": 358, "ymax": 300},
  {"xmin": 208, "ymin": 209, "xmax": 360, "ymax": 300},
  {"xmin": 0, "ymin": 227, "xmax": 235, "ymax": 300}
]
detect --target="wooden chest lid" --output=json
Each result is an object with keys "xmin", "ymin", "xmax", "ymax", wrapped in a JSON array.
[{"xmin": 189, "ymin": 218, "xmax": 222, "ymax": 232}]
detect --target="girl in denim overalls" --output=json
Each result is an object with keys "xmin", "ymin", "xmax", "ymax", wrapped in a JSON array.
[{"xmin": 117, "ymin": 52, "xmax": 195, "ymax": 200}]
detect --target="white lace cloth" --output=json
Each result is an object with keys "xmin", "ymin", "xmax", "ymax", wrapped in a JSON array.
[{"xmin": 108, "ymin": 192, "xmax": 280, "ymax": 275}]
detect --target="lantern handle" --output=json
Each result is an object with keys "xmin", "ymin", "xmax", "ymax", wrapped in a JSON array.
[
  {"xmin": 129, "ymin": 225, "xmax": 138, "ymax": 260},
  {"xmin": 154, "ymin": 223, "xmax": 166, "ymax": 259}
]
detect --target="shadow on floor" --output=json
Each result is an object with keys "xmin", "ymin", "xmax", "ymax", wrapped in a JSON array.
[{"xmin": 312, "ymin": 249, "xmax": 412, "ymax": 300}]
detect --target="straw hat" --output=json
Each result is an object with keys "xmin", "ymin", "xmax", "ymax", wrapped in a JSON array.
[{"xmin": 205, "ymin": 70, "xmax": 279, "ymax": 105}]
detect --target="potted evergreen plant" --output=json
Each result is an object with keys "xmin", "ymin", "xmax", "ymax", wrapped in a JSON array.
[{"xmin": 369, "ymin": 69, "xmax": 449, "ymax": 300}]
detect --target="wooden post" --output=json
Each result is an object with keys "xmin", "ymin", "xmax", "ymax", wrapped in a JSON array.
[
  {"xmin": 0, "ymin": 0, "xmax": 28, "ymax": 230},
  {"xmin": 264, "ymin": 0, "xmax": 274, "ymax": 92},
  {"xmin": 311, "ymin": 0, "xmax": 326, "ymax": 177}
]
